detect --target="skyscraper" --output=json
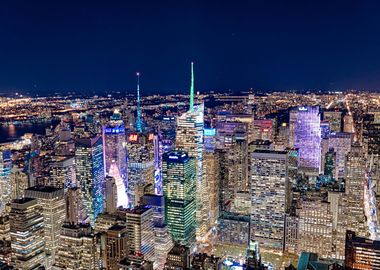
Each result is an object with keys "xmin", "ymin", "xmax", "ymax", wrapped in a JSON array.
[
  {"xmin": 164, "ymin": 243, "xmax": 191, "ymax": 270},
  {"xmin": 125, "ymin": 205, "xmax": 155, "ymax": 262},
  {"xmin": 142, "ymin": 194, "xmax": 173, "ymax": 270},
  {"xmin": 103, "ymin": 109, "xmax": 127, "ymax": 187},
  {"xmin": 55, "ymin": 188, "xmax": 97, "ymax": 270},
  {"xmin": 176, "ymin": 64, "xmax": 207, "ymax": 239},
  {"xmin": 0, "ymin": 150, "xmax": 12, "ymax": 214},
  {"xmin": 289, "ymin": 106, "xmax": 321, "ymax": 172},
  {"xmin": 104, "ymin": 176, "xmax": 118, "ymax": 214},
  {"xmin": 10, "ymin": 198, "xmax": 45, "ymax": 270},
  {"xmin": 250, "ymin": 150, "xmax": 289, "ymax": 250},
  {"xmin": 345, "ymin": 230, "xmax": 380, "ymax": 270},
  {"xmin": 328, "ymin": 132, "xmax": 352, "ymax": 179},
  {"xmin": 102, "ymin": 225, "xmax": 129, "ymax": 270},
  {"xmin": 126, "ymin": 132, "xmax": 155, "ymax": 207},
  {"xmin": 75, "ymin": 136, "xmax": 105, "ymax": 225},
  {"xmin": 163, "ymin": 151, "xmax": 196, "ymax": 246},
  {"xmin": 49, "ymin": 156, "xmax": 76, "ymax": 189},
  {"xmin": 25, "ymin": 186, "xmax": 65, "ymax": 267}
]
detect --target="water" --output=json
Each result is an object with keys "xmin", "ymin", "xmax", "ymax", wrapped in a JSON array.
[{"xmin": 0, "ymin": 121, "xmax": 58, "ymax": 143}]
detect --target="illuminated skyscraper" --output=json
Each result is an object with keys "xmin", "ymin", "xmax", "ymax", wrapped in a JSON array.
[
  {"xmin": 0, "ymin": 150, "xmax": 12, "ymax": 214},
  {"xmin": 55, "ymin": 188, "xmax": 97, "ymax": 270},
  {"xmin": 164, "ymin": 242, "xmax": 191, "ymax": 270},
  {"xmin": 250, "ymin": 150, "xmax": 289, "ymax": 250},
  {"xmin": 55, "ymin": 224, "xmax": 97, "ymax": 270},
  {"xmin": 163, "ymin": 151, "xmax": 196, "ymax": 246},
  {"xmin": 102, "ymin": 225, "xmax": 129, "ymax": 270},
  {"xmin": 297, "ymin": 195, "xmax": 334, "ymax": 259},
  {"xmin": 10, "ymin": 198, "xmax": 45, "ymax": 270},
  {"xmin": 10, "ymin": 165, "xmax": 29, "ymax": 200},
  {"xmin": 142, "ymin": 194, "xmax": 173, "ymax": 270},
  {"xmin": 64, "ymin": 187, "xmax": 87, "ymax": 225},
  {"xmin": 345, "ymin": 230, "xmax": 380, "ymax": 270},
  {"xmin": 125, "ymin": 205, "xmax": 155, "ymax": 262},
  {"xmin": 328, "ymin": 132, "xmax": 352, "ymax": 179},
  {"xmin": 176, "ymin": 63, "xmax": 208, "ymax": 239},
  {"xmin": 204, "ymin": 151, "xmax": 220, "ymax": 227},
  {"xmin": 335, "ymin": 144, "xmax": 368, "ymax": 258},
  {"xmin": 75, "ymin": 136, "xmax": 105, "ymax": 225},
  {"xmin": 25, "ymin": 186, "xmax": 65, "ymax": 267},
  {"xmin": 103, "ymin": 109, "xmax": 127, "ymax": 187},
  {"xmin": 49, "ymin": 156, "xmax": 76, "ymax": 190},
  {"xmin": 289, "ymin": 106, "xmax": 321, "ymax": 172},
  {"xmin": 126, "ymin": 132, "xmax": 155, "ymax": 207}
]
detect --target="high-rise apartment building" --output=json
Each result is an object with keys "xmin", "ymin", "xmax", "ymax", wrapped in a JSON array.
[
  {"xmin": 250, "ymin": 150, "xmax": 289, "ymax": 250},
  {"xmin": 163, "ymin": 151, "xmax": 196, "ymax": 246},
  {"xmin": 289, "ymin": 106, "xmax": 321, "ymax": 172},
  {"xmin": 10, "ymin": 198, "xmax": 45, "ymax": 270},
  {"xmin": 75, "ymin": 136, "xmax": 105, "ymax": 225}
]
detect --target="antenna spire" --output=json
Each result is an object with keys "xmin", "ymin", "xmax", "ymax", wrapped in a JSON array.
[
  {"xmin": 136, "ymin": 72, "xmax": 142, "ymax": 132},
  {"xmin": 190, "ymin": 62, "xmax": 194, "ymax": 112}
]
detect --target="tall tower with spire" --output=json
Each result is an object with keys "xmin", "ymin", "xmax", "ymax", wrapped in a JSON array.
[
  {"xmin": 175, "ymin": 62, "xmax": 209, "ymax": 240},
  {"xmin": 190, "ymin": 62, "xmax": 194, "ymax": 112},
  {"xmin": 136, "ymin": 72, "xmax": 142, "ymax": 133}
]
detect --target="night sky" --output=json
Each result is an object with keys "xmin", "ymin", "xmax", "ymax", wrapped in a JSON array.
[{"xmin": 1, "ymin": 1, "xmax": 380, "ymax": 95}]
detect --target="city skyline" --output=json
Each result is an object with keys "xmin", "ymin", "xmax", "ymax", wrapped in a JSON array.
[
  {"xmin": 2, "ymin": 1, "xmax": 380, "ymax": 95},
  {"xmin": 2, "ymin": 2, "xmax": 380, "ymax": 269}
]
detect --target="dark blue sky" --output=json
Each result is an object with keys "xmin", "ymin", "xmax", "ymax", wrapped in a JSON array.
[{"xmin": 1, "ymin": 0, "xmax": 380, "ymax": 95}]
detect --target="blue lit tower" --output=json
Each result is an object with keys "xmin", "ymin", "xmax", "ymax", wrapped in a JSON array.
[
  {"xmin": 0, "ymin": 150, "xmax": 12, "ymax": 214},
  {"xmin": 75, "ymin": 136, "xmax": 105, "ymax": 226},
  {"xmin": 190, "ymin": 61, "xmax": 194, "ymax": 112},
  {"xmin": 136, "ymin": 72, "xmax": 142, "ymax": 133}
]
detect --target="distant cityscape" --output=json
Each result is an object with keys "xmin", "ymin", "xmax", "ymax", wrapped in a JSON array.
[{"xmin": 1, "ymin": 64, "xmax": 380, "ymax": 270}]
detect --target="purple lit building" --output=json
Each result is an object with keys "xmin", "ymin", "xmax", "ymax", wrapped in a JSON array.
[{"xmin": 289, "ymin": 106, "xmax": 321, "ymax": 172}]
